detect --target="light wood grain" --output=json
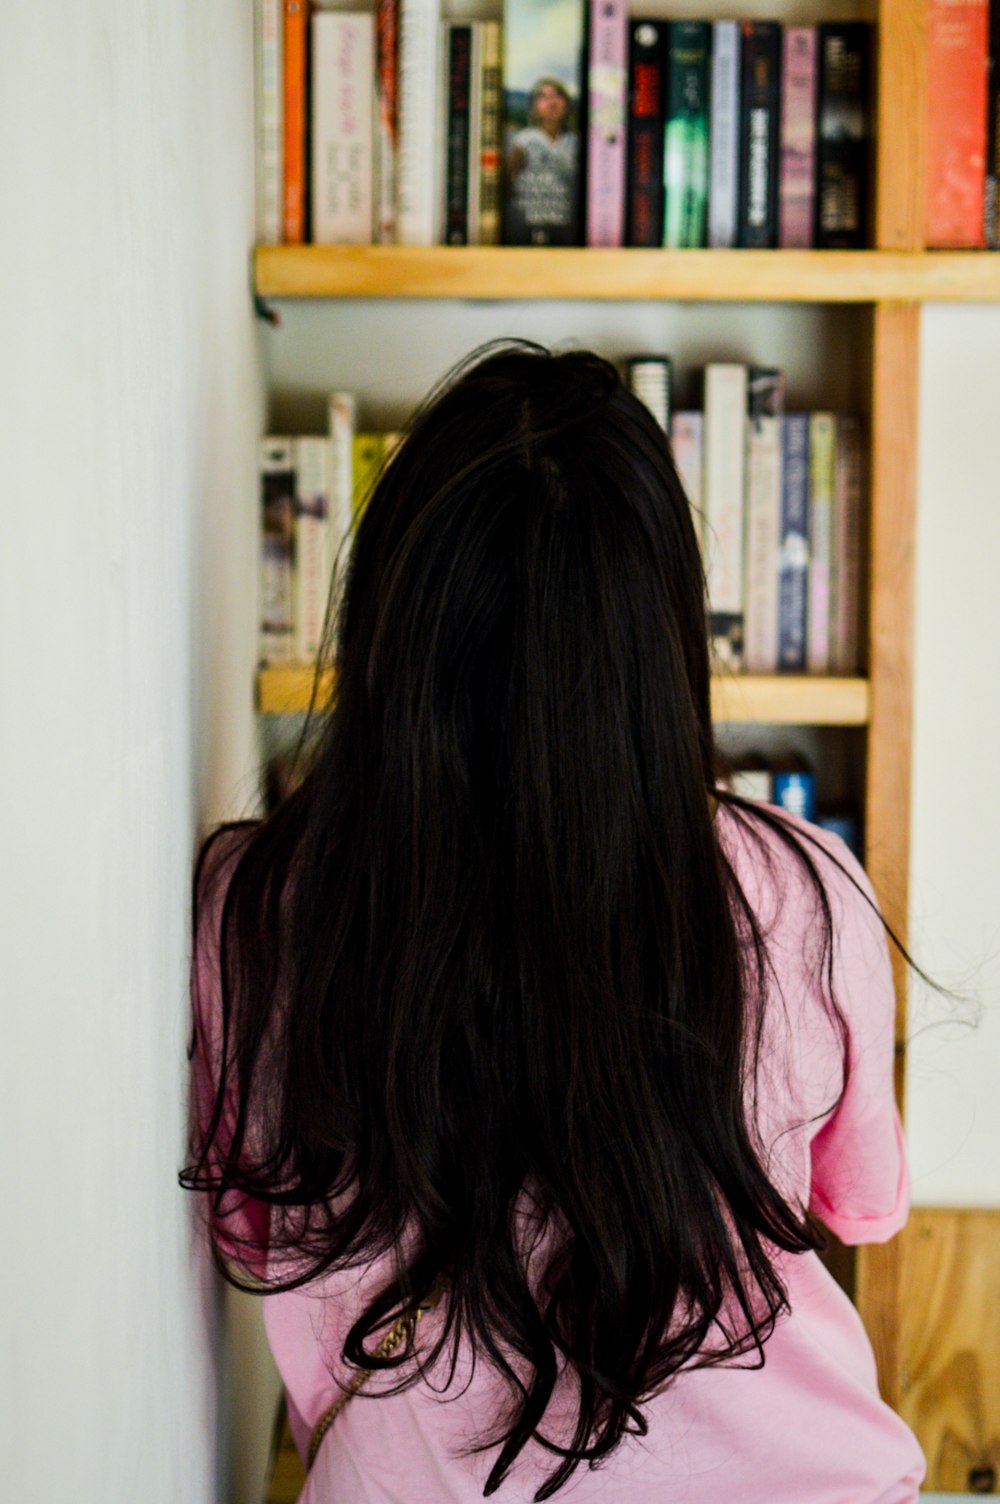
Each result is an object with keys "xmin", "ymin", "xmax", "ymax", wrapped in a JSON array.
[
  {"xmin": 875, "ymin": 0, "xmax": 928, "ymax": 250},
  {"xmin": 254, "ymin": 246, "xmax": 1000, "ymax": 304},
  {"xmin": 854, "ymin": 302, "xmax": 921, "ymax": 1409},
  {"xmin": 257, "ymin": 666, "xmax": 871, "ymax": 725},
  {"xmin": 899, "ymin": 1209, "xmax": 1000, "ymax": 1492}
]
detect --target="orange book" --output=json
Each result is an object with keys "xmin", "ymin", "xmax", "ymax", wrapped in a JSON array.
[
  {"xmin": 925, "ymin": 0, "xmax": 989, "ymax": 247},
  {"xmin": 283, "ymin": 0, "xmax": 308, "ymax": 242}
]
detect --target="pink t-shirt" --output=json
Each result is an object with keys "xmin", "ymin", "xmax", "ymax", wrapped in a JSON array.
[{"xmin": 192, "ymin": 806, "xmax": 925, "ymax": 1502}]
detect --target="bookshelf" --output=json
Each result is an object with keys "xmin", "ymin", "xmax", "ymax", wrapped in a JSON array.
[
  {"xmin": 255, "ymin": 244, "xmax": 1000, "ymax": 302},
  {"xmin": 253, "ymin": 0, "xmax": 1000, "ymax": 1488}
]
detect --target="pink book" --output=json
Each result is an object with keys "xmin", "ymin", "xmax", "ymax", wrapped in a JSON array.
[
  {"xmin": 586, "ymin": 0, "xmax": 628, "ymax": 246},
  {"xmin": 779, "ymin": 27, "xmax": 817, "ymax": 249}
]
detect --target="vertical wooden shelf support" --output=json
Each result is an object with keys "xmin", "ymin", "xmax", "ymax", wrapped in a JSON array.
[{"xmin": 854, "ymin": 0, "xmax": 929, "ymax": 1413}]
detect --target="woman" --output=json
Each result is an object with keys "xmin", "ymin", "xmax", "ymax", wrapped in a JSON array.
[
  {"xmin": 182, "ymin": 345, "xmax": 925, "ymax": 1501},
  {"xmin": 505, "ymin": 79, "xmax": 579, "ymax": 245}
]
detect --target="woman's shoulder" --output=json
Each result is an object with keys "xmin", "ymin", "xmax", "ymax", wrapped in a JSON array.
[{"xmin": 713, "ymin": 798, "xmax": 881, "ymax": 941}]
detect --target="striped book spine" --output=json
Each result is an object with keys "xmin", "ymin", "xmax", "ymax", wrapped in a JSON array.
[
  {"xmin": 376, "ymin": 0, "xmax": 399, "ymax": 242},
  {"xmin": 586, "ymin": 0, "xmax": 629, "ymax": 246},
  {"xmin": 831, "ymin": 416, "xmax": 864, "ymax": 673},
  {"xmin": 292, "ymin": 438, "xmax": 331, "ymax": 662},
  {"xmin": 779, "ymin": 27, "xmax": 817, "ymax": 248},
  {"xmin": 397, "ymin": 0, "xmax": 441, "ymax": 243},
  {"xmin": 743, "ymin": 368, "xmax": 785, "ymax": 673}
]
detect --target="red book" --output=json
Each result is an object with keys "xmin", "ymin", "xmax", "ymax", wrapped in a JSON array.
[
  {"xmin": 283, "ymin": 0, "xmax": 308, "ymax": 242},
  {"xmin": 926, "ymin": 0, "xmax": 989, "ymax": 247}
]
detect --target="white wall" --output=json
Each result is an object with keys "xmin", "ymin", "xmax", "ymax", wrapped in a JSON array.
[
  {"xmin": 907, "ymin": 306, "xmax": 1000, "ymax": 1208},
  {"xmin": 0, "ymin": 4, "xmax": 262, "ymax": 1501}
]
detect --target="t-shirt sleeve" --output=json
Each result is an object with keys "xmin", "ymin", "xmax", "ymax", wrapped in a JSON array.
[
  {"xmin": 188, "ymin": 829, "xmax": 271, "ymax": 1272},
  {"xmin": 806, "ymin": 838, "xmax": 910, "ymax": 1245}
]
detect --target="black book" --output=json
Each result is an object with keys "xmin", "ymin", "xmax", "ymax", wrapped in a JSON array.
[
  {"xmin": 815, "ymin": 23, "xmax": 873, "ymax": 249},
  {"xmin": 986, "ymin": 0, "xmax": 1000, "ymax": 247},
  {"xmin": 737, "ymin": 21, "xmax": 781, "ymax": 248},
  {"xmin": 625, "ymin": 20, "xmax": 667, "ymax": 246},
  {"xmin": 445, "ymin": 24, "xmax": 474, "ymax": 245}
]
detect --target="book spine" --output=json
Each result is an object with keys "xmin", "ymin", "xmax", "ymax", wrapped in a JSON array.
[
  {"xmin": 708, "ymin": 21, "xmax": 740, "ymax": 248},
  {"xmin": 807, "ymin": 413, "xmax": 836, "ymax": 673},
  {"xmin": 376, "ymin": 0, "xmax": 399, "ymax": 243},
  {"xmin": 625, "ymin": 22, "xmax": 667, "ymax": 246},
  {"xmin": 743, "ymin": 368, "xmax": 785, "ymax": 674},
  {"xmin": 444, "ymin": 24, "xmax": 474, "ymax": 245},
  {"xmin": 260, "ymin": 438, "xmax": 296, "ymax": 665},
  {"xmin": 778, "ymin": 414, "xmax": 810, "ymax": 672},
  {"xmin": 779, "ymin": 27, "xmax": 817, "ymax": 248},
  {"xmin": 328, "ymin": 392, "xmax": 357, "ymax": 554},
  {"xmin": 586, "ymin": 0, "xmax": 628, "ymax": 246},
  {"xmin": 466, "ymin": 26, "xmax": 484, "ymax": 244},
  {"xmin": 311, "ymin": 13, "xmax": 376, "ymax": 245},
  {"xmin": 664, "ymin": 22, "xmax": 711, "ymax": 248},
  {"xmin": 926, "ymin": 0, "xmax": 989, "ymax": 247},
  {"xmin": 398, "ymin": 0, "xmax": 441, "ymax": 244},
  {"xmin": 626, "ymin": 358, "xmax": 672, "ymax": 431},
  {"xmin": 772, "ymin": 769, "xmax": 817, "ymax": 822},
  {"xmin": 502, "ymin": 0, "xmax": 586, "ymax": 245},
  {"xmin": 816, "ymin": 23, "xmax": 873, "ymax": 249},
  {"xmin": 256, "ymin": 0, "xmax": 284, "ymax": 244},
  {"xmin": 738, "ymin": 21, "xmax": 781, "ymax": 248},
  {"xmin": 703, "ymin": 364, "xmax": 748, "ymax": 670},
  {"xmin": 670, "ymin": 411, "xmax": 704, "ymax": 554},
  {"xmin": 477, "ymin": 22, "xmax": 503, "ymax": 244},
  {"xmin": 730, "ymin": 765, "xmax": 773, "ymax": 803},
  {"xmin": 353, "ymin": 433, "xmax": 386, "ymax": 523},
  {"xmin": 292, "ymin": 437, "xmax": 331, "ymax": 662},
  {"xmin": 831, "ymin": 415, "xmax": 863, "ymax": 673},
  {"xmin": 282, "ymin": 0, "xmax": 308, "ymax": 243},
  {"xmin": 987, "ymin": 0, "xmax": 1000, "ymax": 245}
]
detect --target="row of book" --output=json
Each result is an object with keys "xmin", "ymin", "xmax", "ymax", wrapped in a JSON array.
[
  {"xmin": 720, "ymin": 754, "xmax": 861, "ymax": 856},
  {"xmin": 255, "ymin": 0, "xmax": 873, "ymax": 250},
  {"xmin": 625, "ymin": 359, "xmax": 863, "ymax": 676},
  {"xmin": 259, "ymin": 362, "xmax": 863, "ymax": 678},
  {"xmin": 259, "ymin": 0, "xmax": 1000, "ymax": 252},
  {"xmin": 260, "ymin": 406, "xmax": 398, "ymax": 665}
]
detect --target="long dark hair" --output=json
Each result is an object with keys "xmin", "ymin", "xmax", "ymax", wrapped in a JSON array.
[{"xmin": 182, "ymin": 344, "xmax": 858, "ymax": 1498}]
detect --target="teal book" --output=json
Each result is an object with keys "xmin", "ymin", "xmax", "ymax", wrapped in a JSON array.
[{"xmin": 663, "ymin": 21, "xmax": 710, "ymax": 247}]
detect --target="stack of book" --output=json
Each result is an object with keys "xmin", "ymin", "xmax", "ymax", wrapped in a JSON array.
[
  {"xmin": 255, "ymin": 0, "xmax": 874, "ymax": 250},
  {"xmin": 925, "ymin": 0, "xmax": 1000, "ymax": 248},
  {"xmin": 628, "ymin": 358, "xmax": 865, "ymax": 676},
  {"xmin": 259, "ymin": 398, "xmax": 398, "ymax": 666}
]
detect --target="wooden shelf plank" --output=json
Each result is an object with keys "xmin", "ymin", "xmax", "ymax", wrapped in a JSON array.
[
  {"xmin": 258, "ymin": 666, "xmax": 870, "ymax": 725},
  {"xmin": 254, "ymin": 246, "xmax": 1000, "ymax": 303}
]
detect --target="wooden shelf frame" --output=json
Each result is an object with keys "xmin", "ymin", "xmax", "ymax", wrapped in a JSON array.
[
  {"xmin": 255, "ymin": 245, "xmax": 1000, "ymax": 304},
  {"xmin": 257, "ymin": 666, "xmax": 871, "ymax": 726}
]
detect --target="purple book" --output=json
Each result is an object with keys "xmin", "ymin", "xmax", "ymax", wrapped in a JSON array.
[
  {"xmin": 779, "ymin": 27, "xmax": 818, "ymax": 249},
  {"xmin": 587, "ymin": 0, "xmax": 628, "ymax": 245}
]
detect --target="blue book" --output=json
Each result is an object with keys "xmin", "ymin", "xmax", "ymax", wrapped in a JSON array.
[
  {"xmin": 772, "ymin": 770, "xmax": 816, "ymax": 823},
  {"xmin": 817, "ymin": 812, "xmax": 862, "ymax": 858},
  {"xmin": 778, "ymin": 414, "xmax": 810, "ymax": 671}
]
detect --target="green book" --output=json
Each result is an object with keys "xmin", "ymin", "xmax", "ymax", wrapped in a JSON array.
[{"xmin": 663, "ymin": 22, "xmax": 710, "ymax": 248}]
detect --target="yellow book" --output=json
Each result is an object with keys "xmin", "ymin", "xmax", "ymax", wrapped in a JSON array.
[{"xmin": 352, "ymin": 432, "xmax": 385, "ymax": 524}]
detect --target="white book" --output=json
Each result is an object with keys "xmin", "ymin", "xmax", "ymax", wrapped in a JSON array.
[
  {"xmin": 831, "ymin": 416, "xmax": 863, "ymax": 673},
  {"xmin": 703, "ymin": 364, "xmax": 748, "ymax": 670},
  {"xmin": 807, "ymin": 413, "xmax": 836, "ymax": 674},
  {"xmin": 311, "ymin": 12, "xmax": 376, "ymax": 245},
  {"xmin": 397, "ymin": 0, "xmax": 441, "ymax": 244},
  {"xmin": 254, "ymin": 0, "xmax": 283, "ymax": 244},
  {"xmin": 743, "ymin": 371, "xmax": 785, "ymax": 674},
  {"xmin": 259, "ymin": 438, "xmax": 295, "ymax": 666},
  {"xmin": 670, "ymin": 411, "xmax": 704, "ymax": 553},
  {"xmin": 292, "ymin": 438, "xmax": 331, "ymax": 663},
  {"xmin": 327, "ymin": 392, "xmax": 357, "ymax": 557},
  {"xmin": 709, "ymin": 21, "xmax": 740, "ymax": 249}
]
